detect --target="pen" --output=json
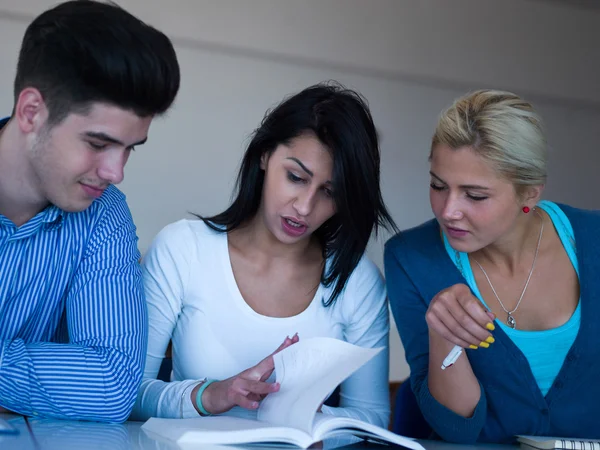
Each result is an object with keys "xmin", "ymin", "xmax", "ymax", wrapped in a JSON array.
[{"xmin": 441, "ymin": 344, "xmax": 463, "ymax": 370}]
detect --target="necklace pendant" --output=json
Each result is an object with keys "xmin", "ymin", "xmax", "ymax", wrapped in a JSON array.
[{"xmin": 507, "ymin": 314, "xmax": 516, "ymax": 329}]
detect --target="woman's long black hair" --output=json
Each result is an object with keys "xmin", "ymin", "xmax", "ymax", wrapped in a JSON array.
[{"xmin": 201, "ymin": 82, "xmax": 396, "ymax": 306}]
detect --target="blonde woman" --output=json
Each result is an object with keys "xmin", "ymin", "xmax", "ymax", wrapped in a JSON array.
[{"xmin": 385, "ymin": 90, "xmax": 599, "ymax": 443}]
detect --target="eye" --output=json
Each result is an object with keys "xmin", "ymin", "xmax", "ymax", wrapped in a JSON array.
[
  {"xmin": 430, "ymin": 182, "xmax": 445, "ymax": 191},
  {"xmin": 467, "ymin": 193, "xmax": 488, "ymax": 201},
  {"xmin": 88, "ymin": 141, "xmax": 106, "ymax": 151},
  {"xmin": 322, "ymin": 187, "xmax": 334, "ymax": 198},
  {"xmin": 287, "ymin": 172, "xmax": 304, "ymax": 183},
  {"xmin": 127, "ymin": 146, "xmax": 136, "ymax": 152}
]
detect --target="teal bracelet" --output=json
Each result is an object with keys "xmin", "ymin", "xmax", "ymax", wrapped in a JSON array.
[{"xmin": 195, "ymin": 379, "xmax": 218, "ymax": 416}]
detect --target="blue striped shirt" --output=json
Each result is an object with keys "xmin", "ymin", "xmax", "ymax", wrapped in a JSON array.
[{"xmin": 0, "ymin": 172, "xmax": 147, "ymax": 422}]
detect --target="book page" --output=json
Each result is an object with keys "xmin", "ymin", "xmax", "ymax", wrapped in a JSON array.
[
  {"xmin": 257, "ymin": 337, "xmax": 382, "ymax": 434},
  {"xmin": 142, "ymin": 416, "xmax": 313, "ymax": 448},
  {"xmin": 517, "ymin": 435, "xmax": 600, "ymax": 450},
  {"xmin": 312, "ymin": 414, "xmax": 425, "ymax": 450}
]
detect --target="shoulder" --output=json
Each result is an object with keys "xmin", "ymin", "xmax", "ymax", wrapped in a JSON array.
[
  {"xmin": 338, "ymin": 254, "xmax": 385, "ymax": 306},
  {"xmin": 89, "ymin": 185, "xmax": 131, "ymax": 219},
  {"xmin": 551, "ymin": 203, "xmax": 600, "ymax": 258},
  {"xmin": 347, "ymin": 255, "xmax": 384, "ymax": 286},
  {"xmin": 66, "ymin": 185, "xmax": 132, "ymax": 231},
  {"xmin": 385, "ymin": 218, "xmax": 440, "ymax": 258},
  {"xmin": 150, "ymin": 218, "xmax": 222, "ymax": 252},
  {"xmin": 384, "ymin": 219, "xmax": 462, "ymax": 299},
  {"xmin": 334, "ymin": 254, "xmax": 388, "ymax": 328},
  {"xmin": 62, "ymin": 187, "xmax": 137, "ymax": 254},
  {"xmin": 555, "ymin": 202, "xmax": 600, "ymax": 224}
]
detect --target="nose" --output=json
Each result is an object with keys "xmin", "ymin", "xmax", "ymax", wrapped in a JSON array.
[
  {"xmin": 440, "ymin": 194, "xmax": 464, "ymax": 221},
  {"xmin": 97, "ymin": 150, "xmax": 127, "ymax": 185},
  {"xmin": 293, "ymin": 189, "xmax": 316, "ymax": 217}
]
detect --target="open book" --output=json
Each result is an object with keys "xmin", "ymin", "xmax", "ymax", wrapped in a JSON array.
[
  {"xmin": 142, "ymin": 337, "xmax": 423, "ymax": 449},
  {"xmin": 517, "ymin": 436, "xmax": 600, "ymax": 450}
]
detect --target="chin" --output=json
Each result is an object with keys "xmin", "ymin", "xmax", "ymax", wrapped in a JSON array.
[
  {"xmin": 55, "ymin": 199, "xmax": 94, "ymax": 213},
  {"xmin": 277, "ymin": 233, "xmax": 303, "ymax": 245},
  {"xmin": 445, "ymin": 238, "xmax": 478, "ymax": 254},
  {"xmin": 276, "ymin": 229, "xmax": 310, "ymax": 245}
]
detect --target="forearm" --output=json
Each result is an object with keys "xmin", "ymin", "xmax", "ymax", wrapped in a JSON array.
[
  {"xmin": 0, "ymin": 339, "xmax": 143, "ymax": 422},
  {"xmin": 428, "ymin": 332, "xmax": 481, "ymax": 418},
  {"xmin": 131, "ymin": 377, "xmax": 203, "ymax": 420},
  {"xmin": 408, "ymin": 332, "xmax": 486, "ymax": 443}
]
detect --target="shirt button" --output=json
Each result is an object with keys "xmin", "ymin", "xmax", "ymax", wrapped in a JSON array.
[
  {"xmin": 567, "ymin": 354, "xmax": 576, "ymax": 362},
  {"xmin": 555, "ymin": 381, "xmax": 564, "ymax": 389},
  {"xmin": 541, "ymin": 409, "xmax": 549, "ymax": 415}
]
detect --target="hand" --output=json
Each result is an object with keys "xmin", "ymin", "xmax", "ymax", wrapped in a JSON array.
[
  {"xmin": 426, "ymin": 284, "xmax": 496, "ymax": 348},
  {"xmin": 194, "ymin": 334, "xmax": 299, "ymax": 415}
]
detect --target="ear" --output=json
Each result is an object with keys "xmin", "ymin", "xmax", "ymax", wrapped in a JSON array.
[
  {"xmin": 14, "ymin": 88, "xmax": 49, "ymax": 135},
  {"xmin": 523, "ymin": 184, "xmax": 544, "ymax": 208},
  {"xmin": 260, "ymin": 151, "xmax": 269, "ymax": 171}
]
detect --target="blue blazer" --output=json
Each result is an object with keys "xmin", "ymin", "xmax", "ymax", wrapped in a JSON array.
[{"xmin": 384, "ymin": 204, "xmax": 600, "ymax": 444}]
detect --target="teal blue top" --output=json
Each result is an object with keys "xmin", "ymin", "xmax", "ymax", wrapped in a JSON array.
[{"xmin": 443, "ymin": 200, "xmax": 580, "ymax": 395}]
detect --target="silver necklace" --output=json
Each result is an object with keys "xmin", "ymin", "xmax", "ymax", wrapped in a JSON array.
[{"xmin": 473, "ymin": 210, "xmax": 544, "ymax": 329}]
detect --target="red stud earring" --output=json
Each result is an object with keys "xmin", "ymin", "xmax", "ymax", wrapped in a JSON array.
[{"xmin": 522, "ymin": 206, "xmax": 530, "ymax": 214}]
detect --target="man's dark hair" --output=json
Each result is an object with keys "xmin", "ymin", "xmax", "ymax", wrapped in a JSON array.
[{"xmin": 14, "ymin": 0, "xmax": 180, "ymax": 125}]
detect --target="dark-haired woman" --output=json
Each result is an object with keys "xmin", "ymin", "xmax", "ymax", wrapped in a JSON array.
[{"xmin": 131, "ymin": 83, "xmax": 396, "ymax": 426}]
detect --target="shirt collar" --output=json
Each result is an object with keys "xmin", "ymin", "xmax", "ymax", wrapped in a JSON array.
[{"xmin": 42, "ymin": 205, "xmax": 66, "ymax": 226}]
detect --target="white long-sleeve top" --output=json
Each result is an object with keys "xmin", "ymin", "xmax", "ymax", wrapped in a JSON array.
[{"xmin": 131, "ymin": 220, "xmax": 390, "ymax": 428}]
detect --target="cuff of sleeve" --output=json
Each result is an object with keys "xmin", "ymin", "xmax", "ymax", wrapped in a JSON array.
[
  {"xmin": 320, "ymin": 404, "xmax": 334, "ymax": 416},
  {"xmin": 414, "ymin": 375, "xmax": 487, "ymax": 443},
  {"xmin": 182, "ymin": 381, "xmax": 203, "ymax": 418}
]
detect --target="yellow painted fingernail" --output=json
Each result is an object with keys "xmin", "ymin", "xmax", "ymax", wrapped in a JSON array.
[
  {"xmin": 486, "ymin": 322, "xmax": 495, "ymax": 331},
  {"xmin": 479, "ymin": 342, "xmax": 490, "ymax": 348},
  {"xmin": 485, "ymin": 336, "xmax": 495, "ymax": 344},
  {"xmin": 469, "ymin": 345, "xmax": 478, "ymax": 350}
]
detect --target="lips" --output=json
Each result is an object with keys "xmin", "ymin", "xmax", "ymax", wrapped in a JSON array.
[
  {"xmin": 445, "ymin": 224, "xmax": 467, "ymax": 233},
  {"xmin": 281, "ymin": 217, "xmax": 308, "ymax": 237},
  {"xmin": 444, "ymin": 224, "xmax": 469, "ymax": 238},
  {"xmin": 80, "ymin": 183, "xmax": 106, "ymax": 199}
]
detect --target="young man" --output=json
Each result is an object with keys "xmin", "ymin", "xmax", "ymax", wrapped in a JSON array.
[{"xmin": 0, "ymin": 1, "xmax": 179, "ymax": 422}]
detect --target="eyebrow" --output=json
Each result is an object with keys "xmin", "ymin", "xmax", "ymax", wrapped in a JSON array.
[
  {"xmin": 287, "ymin": 157, "xmax": 333, "ymax": 185},
  {"xmin": 286, "ymin": 157, "xmax": 314, "ymax": 177},
  {"xmin": 429, "ymin": 171, "xmax": 490, "ymax": 190},
  {"xmin": 82, "ymin": 131, "xmax": 147, "ymax": 148}
]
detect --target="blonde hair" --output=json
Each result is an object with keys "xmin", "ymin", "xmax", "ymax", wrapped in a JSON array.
[{"xmin": 431, "ymin": 90, "xmax": 547, "ymax": 187}]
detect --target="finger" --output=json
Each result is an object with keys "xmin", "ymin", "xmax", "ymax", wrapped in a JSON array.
[
  {"xmin": 431, "ymin": 303, "xmax": 481, "ymax": 346},
  {"xmin": 232, "ymin": 392, "xmax": 259, "ymax": 410},
  {"xmin": 445, "ymin": 286, "xmax": 495, "ymax": 339},
  {"xmin": 247, "ymin": 393, "xmax": 263, "ymax": 402},
  {"xmin": 445, "ymin": 304, "xmax": 491, "ymax": 347},
  {"xmin": 244, "ymin": 379, "xmax": 280, "ymax": 395},
  {"xmin": 429, "ymin": 296, "xmax": 483, "ymax": 346},
  {"xmin": 249, "ymin": 355, "xmax": 275, "ymax": 381},
  {"xmin": 452, "ymin": 285, "xmax": 496, "ymax": 329},
  {"xmin": 274, "ymin": 336, "xmax": 292, "ymax": 353},
  {"xmin": 427, "ymin": 312, "xmax": 472, "ymax": 348}
]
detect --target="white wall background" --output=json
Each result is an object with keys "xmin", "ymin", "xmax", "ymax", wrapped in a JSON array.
[{"xmin": 1, "ymin": 0, "xmax": 599, "ymax": 381}]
